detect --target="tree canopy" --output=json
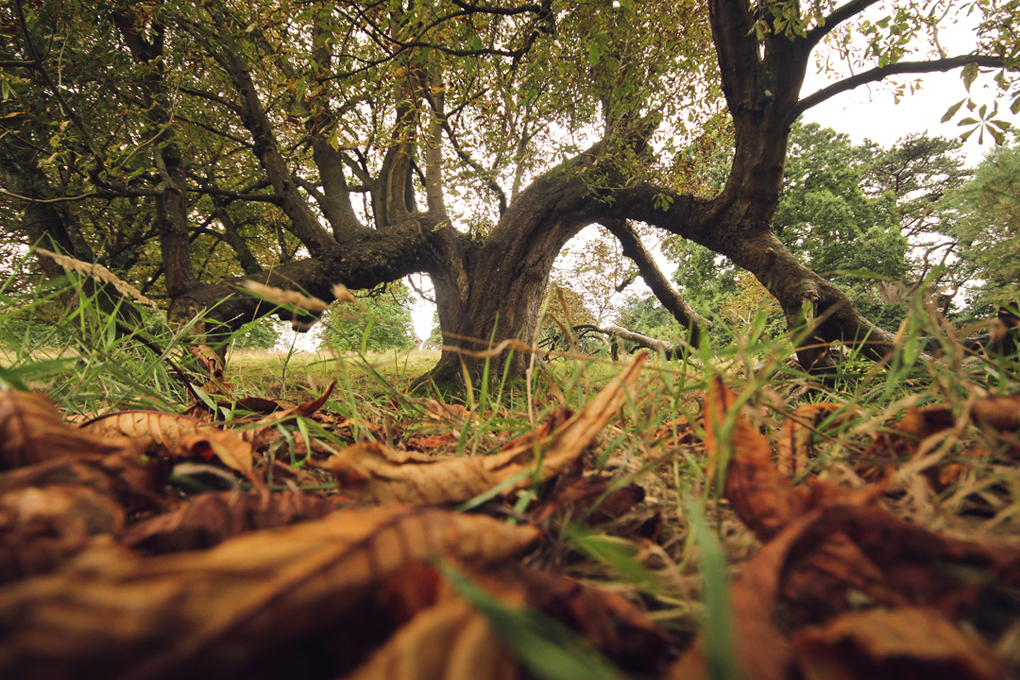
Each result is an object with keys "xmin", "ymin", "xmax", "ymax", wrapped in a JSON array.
[
  {"xmin": 953, "ymin": 140, "xmax": 1020, "ymax": 316},
  {"xmin": 2, "ymin": 0, "xmax": 1019, "ymax": 383}
]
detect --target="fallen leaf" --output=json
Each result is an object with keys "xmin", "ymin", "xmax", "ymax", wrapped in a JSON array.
[
  {"xmin": 187, "ymin": 345, "xmax": 224, "ymax": 381},
  {"xmin": 326, "ymin": 356, "xmax": 646, "ymax": 505},
  {"xmin": 406, "ymin": 433, "xmax": 459, "ymax": 451},
  {"xmin": 0, "ymin": 485, "xmax": 125, "ymax": 582},
  {"xmin": 529, "ymin": 474, "xmax": 645, "ymax": 525},
  {"xmin": 668, "ymin": 511, "xmax": 818, "ymax": 680},
  {"xmin": 784, "ymin": 504, "xmax": 1020, "ymax": 621},
  {"xmin": 776, "ymin": 403, "xmax": 849, "ymax": 476},
  {"xmin": 0, "ymin": 506, "xmax": 540, "ymax": 680},
  {"xmin": 856, "ymin": 394, "xmax": 1020, "ymax": 485},
  {"xmin": 119, "ymin": 489, "xmax": 342, "ymax": 554},
  {"xmin": 345, "ymin": 595, "xmax": 516, "ymax": 680},
  {"xmin": 267, "ymin": 459, "xmax": 324, "ymax": 488},
  {"xmin": 425, "ymin": 400, "xmax": 468, "ymax": 423},
  {"xmin": 0, "ymin": 453, "xmax": 165, "ymax": 514},
  {"xmin": 505, "ymin": 564, "xmax": 670, "ymax": 674},
  {"xmin": 81, "ymin": 410, "xmax": 221, "ymax": 451},
  {"xmin": 648, "ymin": 416, "xmax": 696, "ymax": 447},
  {"xmin": 702, "ymin": 376, "xmax": 807, "ymax": 540},
  {"xmin": 176, "ymin": 431, "xmax": 260, "ymax": 485},
  {"xmin": 793, "ymin": 606, "xmax": 1007, "ymax": 680},
  {"xmin": 236, "ymin": 396, "xmax": 282, "ymax": 414},
  {"xmin": 0, "ymin": 391, "xmax": 140, "ymax": 469},
  {"xmin": 970, "ymin": 394, "xmax": 1020, "ymax": 458},
  {"xmin": 250, "ymin": 380, "xmax": 336, "ymax": 431}
]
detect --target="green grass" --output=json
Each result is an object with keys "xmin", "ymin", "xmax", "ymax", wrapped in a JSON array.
[{"xmin": 2, "ymin": 258, "xmax": 1019, "ymax": 677}]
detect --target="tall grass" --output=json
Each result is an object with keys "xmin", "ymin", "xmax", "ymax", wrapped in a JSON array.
[{"xmin": 2, "ymin": 255, "xmax": 1017, "ymax": 675}]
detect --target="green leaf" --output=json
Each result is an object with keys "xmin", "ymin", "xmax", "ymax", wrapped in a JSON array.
[
  {"xmin": 941, "ymin": 99, "xmax": 965, "ymax": 123},
  {"xmin": 962, "ymin": 62, "xmax": 979, "ymax": 92},
  {"xmin": 958, "ymin": 117, "xmax": 980, "ymax": 126},
  {"xmin": 988, "ymin": 125, "xmax": 1005, "ymax": 145}
]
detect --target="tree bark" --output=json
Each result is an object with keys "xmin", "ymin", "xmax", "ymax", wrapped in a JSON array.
[
  {"xmin": 425, "ymin": 143, "xmax": 611, "ymax": 384},
  {"xmin": 113, "ymin": 11, "xmax": 197, "ymax": 299},
  {"xmin": 601, "ymin": 218, "xmax": 711, "ymax": 346}
]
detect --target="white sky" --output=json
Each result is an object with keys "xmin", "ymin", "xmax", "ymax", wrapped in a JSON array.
[{"xmin": 801, "ymin": 67, "xmax": 1015, "ymax": 166}]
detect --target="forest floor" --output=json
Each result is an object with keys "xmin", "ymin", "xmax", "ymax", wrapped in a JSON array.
[{"xmin": 2, "ymin": 305, "xmax": 1020, "ymax": 680}]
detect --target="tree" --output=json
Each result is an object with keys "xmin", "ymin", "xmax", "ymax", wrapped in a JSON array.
[
  {"xmin": 953, "ymin": 140, "xmax": 1020, "ymax": 315},
  {"xmin": 665, "ymin": 124, "xmax": 964, "ymax": 340},
  {"xmin": 237, "ymin": 318, "xmax": 284, "ymax": 350},
  {"xmin": 2, "ymin": 0, "xmax": 1018, "ymax": 385},
  {"xmin": 321, "ymin": 282, "xmax": 418, "ymax": 352}
]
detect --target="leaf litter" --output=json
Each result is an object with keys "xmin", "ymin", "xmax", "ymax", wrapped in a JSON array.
[{"xmin": 0, "ymin": 352, "xmax": 1019, "ymax": 679}]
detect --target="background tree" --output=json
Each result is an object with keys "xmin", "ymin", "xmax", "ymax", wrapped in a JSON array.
[
  {"xmin": 321, "ymin": 282, "xmax": 418, "ymax": 353},
  {"xmin": 952, "ymin": 140, "xmax": 1020, "ymax": 317},
  {"xmin": 3, "ymin": 0, "xmax": 1018, "ymax": 384}
]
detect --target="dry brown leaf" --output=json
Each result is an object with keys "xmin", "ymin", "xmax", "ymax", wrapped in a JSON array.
[
  {"xmin": 702, "ymin": 376, "xmax": 808, "ymax": 540},
  {"xmin": 504, "ymin": 564, "xmax": 670, "ymax": 674},
  {"xmin": 82, "ymin": 409, "xmax": 261, "ymax": 483},
  {"xmin": 406, "ymin": 433, "xmax": 459, "ymax": 451},
  {"xmin": 0, "ymin": 453, "xmax": 161, "ymax": 582},
  {"xmin": 785, "ymin": 504, "xmax": 1020, "ymax": 620},
  {"xmin": 776, "ymin": 403, "xmax": 848, "ymax": 476},
  {"xmin": 971, "ymin": 394, "xmax": 1020, "ymax": 458},
  {"xmin": 119, "ymin": 489, "xmax": 342, "ymax": 554},
  {"xmin": 529, "ymin": 474, "xmax": 645, "ymax": 525},
  {"xmin": 793, "ymin": 607, "xmax": 1007, "ymax": 680},
  {"xmin": 325, "ymin": 441, "xmax": 546, "ymax": 504},
  {"xmin": 267, "ymin": 459, "xmax": 323, "ymax": 487},
  {"xmin": 0, "ymin": 391, "xmax": 140, "ymax": 470},
  {"xmin": 250, "ymin": 380, "xmax": 336, "ymax": 429},
  {"xmin": 671, "ymin": 503, "xmax": 1020, "ymax": 680},
  {"xmin": 176, "ymin": 431, "xmax": 260, "ymax": 484},
  {"xmin": 0, "ymin": 505, "xmax": 540, "ymax": 680},
  {"xmin": 425, "ymin": 400, "xmax": 468, "ymax": 423},
  {"xmin": 187, "ymin": 345, "xmax": 224, "ymax": 381},
  {"xmin": 344, "ymin": 596, "xmax": 516, "ymax": 680},
  {"xmin": 0, "ymin": 452, "xmax": 165, "ymax": 514},
  {"xmin": 236, "ymin": 396, "xmax": 282, "ymax": 414},
  {"xmin": 859, "ymin": 395, "xmax": 1020, "ymax": 485},
  {"xmin": 668, "ymin": 512, "xmax": 819, "ymax": 680},
  {"xmin": 81, "ymin": 409, "xmax": 220, "ymax": 450},
  {"xmin": 0, "ymin": 485, "xmax": 125, "ymax": 582},
  {"xmin": 326, "ymin": 356, "xmax": 646, "ymax": 504},
  {"xmin": 648, "ymin": 416, "xmax": 696, "ymax": 447}
]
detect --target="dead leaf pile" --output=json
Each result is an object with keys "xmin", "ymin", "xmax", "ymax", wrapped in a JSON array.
[
  {"xmin": 673, "ymin": 377, "xmax": 1020, "ymax": 680},
  {"xmin": 2, "ymin": 356, "xmax": 1020, "ymax": 679},
  {"xmin": 0, "ymin": 356, "xmax": 681, "ymax": 679}
]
